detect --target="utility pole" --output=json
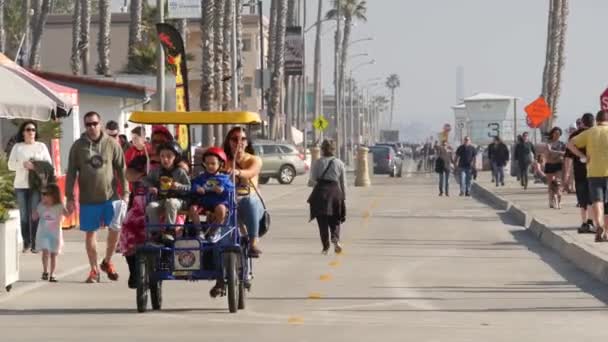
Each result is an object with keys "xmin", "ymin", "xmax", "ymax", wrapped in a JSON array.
[
  {"xmin": 157, "ymin": 0, "xmax": 165, "ymax": 111},
  {"xmin": 257, "ymin": 0, "xmax": 266, "ymax": 138},
  {"xmin": 334, "ymin": 1, "xmax": 341, "ymax": 159}
]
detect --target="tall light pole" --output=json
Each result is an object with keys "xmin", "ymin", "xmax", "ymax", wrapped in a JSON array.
[{"xmin": 347, "ymin": 59, "xmax": 375, "ymax": 162}]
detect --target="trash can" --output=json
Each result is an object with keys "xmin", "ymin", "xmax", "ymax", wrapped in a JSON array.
[{"xmin": 0, "ymin": 210, "xmax": 20, "ymax": 292}]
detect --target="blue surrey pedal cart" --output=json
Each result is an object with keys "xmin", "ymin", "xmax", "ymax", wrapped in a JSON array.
[{"xmin": 129, "ymin": 110, "xmax": 261, "ymax": 313}]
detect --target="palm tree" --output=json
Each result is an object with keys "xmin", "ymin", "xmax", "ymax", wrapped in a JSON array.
[
  {"xmin": 0, "ymin": 0, "xmax": 6, "ymax": 53},
  {"xmin": 312, "ymin": 0, "xmax": 323, "ymax": 143},
  {"xmin": 211, "ymin": 0, "xmax": 224, "ymax": 142},
  {"xmin": 326, "ymin": 0, "xmax": 367, "ymax": 119},
  {"xmin": 286, "ymin": 0, "xmax": 296, "ymax": 26},
  {"xmin": 70, "ymin": 0, "xmax": 81, "ymax": 74},
  {"xmin": 200, "ymin": 0, "xmax": 215, "ymax": 146},
  {"xmin": 269, "ymin": 0, "xmax": 287, "ymax": 140},
  {"xmin": 267, "ymin": 0, "xmax": 277, "ymax": 70},
  {"xmin": 235, "ymin": 0, "xmax": 243, "ymax": 103},
  {"xmin": 28, "ymin": 0, "xmax": 51, "ymax": 69},
  {"xmin": 385, "ymin": 74, "xmax": 400, "ymax": 128},
  {"xmin": 177, "ymin": 19, "xmax": 187, "ymax": 49},
  {"xmin": 80, "ymin": 0, "xmax": 91, "ymax": 74},
  {"xmin": 127, "ymin": 0, "xmax": 143, "ymax": 68},
  {"xmin": 97, "ymin": 0, "xmax": 111, "ymax": 76},
  {"xmin": 541, "ymin": 0, "xmax": 568, "ymax": 132}
]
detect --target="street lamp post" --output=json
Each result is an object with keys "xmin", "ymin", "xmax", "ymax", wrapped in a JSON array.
[{"xmin": 347, "ymin": 59, "xmax": 375, "ymax": 164}]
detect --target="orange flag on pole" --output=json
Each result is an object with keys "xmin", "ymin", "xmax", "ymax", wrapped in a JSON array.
[{"xmin": 525, "ymin": 96, "xmax": 551, "ymax": 128}]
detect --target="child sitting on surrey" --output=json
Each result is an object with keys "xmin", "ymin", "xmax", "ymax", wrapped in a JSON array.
[
  {"xmin": 33, "ymin": 184, "xmax": 67, "ymax": 283},
  {"xmin": 144, "ymin": 141, "xmax": 191, "ymax": 241},
  {"xmin": 189, "ymin": 147, "xmax": 234, "ymax": 242}
]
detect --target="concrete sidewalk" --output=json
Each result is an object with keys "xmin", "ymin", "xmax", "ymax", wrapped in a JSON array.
[{"xmin": 471, "ymin": 171, "xmax": 608, "ymax": 285}]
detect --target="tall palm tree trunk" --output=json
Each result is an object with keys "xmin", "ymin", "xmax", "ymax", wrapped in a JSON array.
[
  {"xmin": 549, "ymin": 0, "xmax": 568, "ymax": 121},
  {"xmin": 177, "ymin": 19, "xmax": 188, "ymax": 49},
  {"xmin": 269, "ymin": 0, "xmax": 287, "ymax": 140},
  {"xmin": 28, "ymin": 0, "xmax": 51, "ymax": 69},
  {"xmin": 222, "ymin": 0, "xmax": 233, "ymax": 110},
  {"xmin": 70, "ymin": 0, "xmax": 82, "ymax": 74},
  {"xmin": 128, "ymin": 0, "xmax": 143, "ymax": 66},
  {"xmin": 236, "ymin": 0, "xmax": 243, "ymax": 105},
  {"xmin": 312, "ymin": 0, "xmax": 323, "ymax": 143},
  {"xmin": 267, "ymin": 0, "xmax": 278, "ymax": 71},
  {"xmin": 97, "ymin": 0, "xmax": 111, "ymax": 76},
  {"xmin": 213, "ymin": 0, "xmax": 224, "ymax": 143},
  {"xmin": 389, "ymin": 89, "xmax": 395, "ymax": 128},
  {"xmin": 0, "ymin": 0, "xmax": 5, "ymax": 53},
  {"xmin": 80, "ymin": 0, "xmax": 91, "ymax": 74},
  {"xmin": 201, "ymin": 0, "xmax": 216, "ymax": 146},
  {"xmin": 21, "ymin": 0, "xmax": 31, "ymax": 65}
]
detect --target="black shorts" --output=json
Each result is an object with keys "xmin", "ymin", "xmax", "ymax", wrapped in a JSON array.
[
  {"xmin": 588, "ymin": 177, "xmax": 608, "ymax": 204},
  {"xmin": 575, "ymin": 179, "xmax": 591, "ymax": 208},
  {"xmin": 544, "ymin": 162, "xmax": 562, "ymax": 174}
]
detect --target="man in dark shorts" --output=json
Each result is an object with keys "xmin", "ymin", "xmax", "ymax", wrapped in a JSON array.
[
  {"xmin": 568, "ymin": 110, "xmax": 608, "ymax": 242},
  {"xmin": 565, "ymin": 113, "xmax": 595, "ymax": 233}
]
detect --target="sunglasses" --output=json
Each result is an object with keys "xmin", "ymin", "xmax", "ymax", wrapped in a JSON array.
[
  {"xmin": 85, "ymin": 122, "xmax": 99, "ymax": 128},
  {"xmin": 230, "ymin": 136, "xmax": 247, "ymax": 143},
  {"xmin": 108, "ymin": 133, "xmax": 118, "ymax": 138},
  {"xmin": 24, "ymin": 128, "xmax": 36, "ymax": 132}
]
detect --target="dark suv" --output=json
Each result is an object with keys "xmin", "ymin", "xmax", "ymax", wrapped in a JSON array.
[{"xmin": 369, "ymin": 145, "xmax": 403, "ymax": 177}]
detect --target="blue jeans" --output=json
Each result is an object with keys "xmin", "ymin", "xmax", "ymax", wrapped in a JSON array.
[
  {"xmin": 438, "ymin": 170, "xmax": 450, "ymax": 194},
  {"xmin": 459, "ymin": 168, "xmax": 473, "ymax": 194},
  {"xmin": 238, "ymin": 195, "xmax": 265, "ymax": 239},
  {"xmin": 492, "ymin": 162, "xmax": 505, "ymax": 186},
  {"xmin": 15, "ymin": 188, "xmax": 41, "ymax": 249}
]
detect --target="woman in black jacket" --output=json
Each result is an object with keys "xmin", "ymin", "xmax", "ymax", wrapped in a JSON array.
[{"xmin": 307, "ymin": 140, "xmax": 346, "ymax": 255}]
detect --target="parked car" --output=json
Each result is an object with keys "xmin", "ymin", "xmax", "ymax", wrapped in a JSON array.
[
  {"xmin": 253, "ymin": 142, "xmax": 308, "ymax": 184},
  {"xmin": 369, "ymin": 145, "xmax": 403, "ymax": 177}
]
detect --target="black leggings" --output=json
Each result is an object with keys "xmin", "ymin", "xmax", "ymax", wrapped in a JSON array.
[{"xmin": 316, "ymin": 216, "xmax": 341, "ymax": 250}]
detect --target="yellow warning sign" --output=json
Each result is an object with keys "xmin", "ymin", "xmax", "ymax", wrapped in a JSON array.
[{"xmin": 313, "ymin": 116, "xmax": 329, "ymax": 131}]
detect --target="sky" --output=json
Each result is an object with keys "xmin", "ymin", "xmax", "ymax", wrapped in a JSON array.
[{"xmin": 111, "ymin": 0, "xmax": 608, "ymax": 136}]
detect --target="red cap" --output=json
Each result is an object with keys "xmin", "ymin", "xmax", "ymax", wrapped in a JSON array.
[
  {"xmin": 203, "ymin": 147, "xmax": 228, "ymax": 163},
  {"xmin": 152, "ymin": 125, "xmax": 173, "ymax": 140}
]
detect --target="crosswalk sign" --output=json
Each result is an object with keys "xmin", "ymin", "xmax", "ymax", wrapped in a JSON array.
[{"xmin": 313, "ymin": 116, "xmax": 329, "ymax": 131}]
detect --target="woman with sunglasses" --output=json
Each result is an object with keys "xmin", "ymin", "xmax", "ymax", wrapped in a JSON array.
[
  {"xmin": 223, "ymin": 127, "xmax": 264, "ymax": 257},
  {"xmin": 8, "ymin": 121, "xmax": 52, "ymax": 253}
]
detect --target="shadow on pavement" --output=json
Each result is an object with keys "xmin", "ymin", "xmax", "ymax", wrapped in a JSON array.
[{"xmin": 0, "ymin": 307, "xmax": 228, "ymax": 315}]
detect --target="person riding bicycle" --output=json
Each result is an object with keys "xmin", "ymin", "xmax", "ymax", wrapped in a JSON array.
[{"xmin": 189, "ymin": 147, "xmax": 234, "ymax": 242}]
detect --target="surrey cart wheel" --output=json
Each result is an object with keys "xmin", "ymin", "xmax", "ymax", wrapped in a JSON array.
[
  {"xmin": 238, "ymin": 281, "xmax": 246, "ymax": 310},
  {"xmin": 136, "ymin": 254, "xmax": 149, "ymax": 313},
  {"xmin": 224, "ymin": 253, "xmax": 238, "ymax": 313},
  {"xmin": 150, "ymin": 279, "xmax": 162, "ymax": 310}
]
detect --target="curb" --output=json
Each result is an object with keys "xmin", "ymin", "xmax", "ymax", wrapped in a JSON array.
[{"xmin": 471, "ymin": 182, "xmax": 608, "ymax": 285}]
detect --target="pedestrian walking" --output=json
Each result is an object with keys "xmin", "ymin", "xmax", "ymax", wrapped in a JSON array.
[
  {"xmin": 487, "ymin": 139, "xmax": 497, "ymax": 183},
  {"xmin": 541, "ymin": 127, "xmax": 566, "ymax": 208},
  {"xmin": 8, "ymin": 121, "xmax": 52, "ymax": 253},
  {"xmin": 308, "ymin": 139, "xmax": 346, "ymax": 255},
  {"xmin": 32, "ymin": 184, "xmax": 66, "ymax": 283},
  {"xmin": 455, "ymin": 136, "xmax": 477, "ymax": 197},
  {"xmin": 489, "ymin": 136, "xmax": 509, "ymax": 187},
  {"xmin": 567, "ymin": 110, "xmax": 608, "ymax": 242},
  {"xmin": 565, "ymin": 113, "xmax": 596, "ymax": 233},
  {"xmin": 435, "ymin": 140, "xmax": 454, "ymax": 196},
  {"xmin": 514, "ymin": 132, "xmax": 536, "ymax": 189},
  {"xmin": 66, "ymin": 111, "xmax": 129, "ymax": 283}
]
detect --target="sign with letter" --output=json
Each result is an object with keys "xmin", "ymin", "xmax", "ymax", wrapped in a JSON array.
[
  {"xmin": 167, "ymin": 0, "xmax": 201, "ymax": 19},
  {"xmin": 601, "ymin": 88, "xmax": 608, "ymax": 111}
]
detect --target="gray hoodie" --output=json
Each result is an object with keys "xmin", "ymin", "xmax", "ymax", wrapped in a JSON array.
[{"xmin": 66, "ymin": 131, "xmax": 128, "ymax": 204}]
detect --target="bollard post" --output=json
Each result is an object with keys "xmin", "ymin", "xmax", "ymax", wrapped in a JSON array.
[{"xmin": 355, "ymin": 146, "xmax": 371, "ymax": 187}]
